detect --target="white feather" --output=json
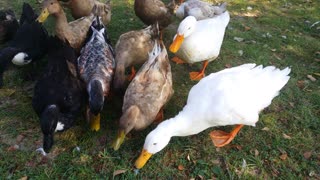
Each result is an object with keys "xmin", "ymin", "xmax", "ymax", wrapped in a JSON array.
[
  {"xmin": 143, "ymin": 64, "xmax": 291, "ymax": 154},
  {"xmin": 12, "ymin": 52, "xmax": 31, "ymax": 65}
]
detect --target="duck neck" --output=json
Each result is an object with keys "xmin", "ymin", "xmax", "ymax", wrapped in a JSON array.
[
  {"xmin": 156, "ymin": 110, "xmax": 210, "ymax": 138},
  {"xmin": 54, "ymin": 10, "xmax": 71, "ymax": 40}
]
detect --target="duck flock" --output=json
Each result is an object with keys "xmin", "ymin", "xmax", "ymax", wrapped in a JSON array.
[{"xmin": 0, "ymin": 0, "xmax": 291, "ymax": 170}]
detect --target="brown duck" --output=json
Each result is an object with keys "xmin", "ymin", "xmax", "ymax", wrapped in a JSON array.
[
  {"xmin": 134, "ymin": 0, "xmax": 183, "ymax": 29},
  {"xmin": 37, "ymin": 0, "xmax": 94, "ymax": 52},
  {"xmin": 112, "ymin": 40, "xmax": 174, "ymax": 150},
  {"xmin": 58, "ymin": 0, "xmax": 111, "ymax": 25},
  {"xmin": 113, "ymin": 24, "xmax": 159, "ymax": 92}
]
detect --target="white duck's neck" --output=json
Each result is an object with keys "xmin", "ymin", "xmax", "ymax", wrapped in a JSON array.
[{"xmin": 156, "ymin": 110, "xmax": 211, "ymax": 138}]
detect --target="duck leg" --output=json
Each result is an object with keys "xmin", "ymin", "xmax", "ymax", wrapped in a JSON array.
[
  {"xmin": 209, "ymin": 124, "xmax": 244, "ymax": 147},
  {"xmin": 171, "ymin": 56, "xmax": 186, "ymax": 64},
  {"xmin": 189, "ymin": 60, "xmax": 209, "ymax": 80},
  {"xmin": 127, "ymin": 66, "xmax": 136, "ymax": 81},
  {"xmin": 153, "ymin": 108, "xmax": 164, "ymax": 124}
]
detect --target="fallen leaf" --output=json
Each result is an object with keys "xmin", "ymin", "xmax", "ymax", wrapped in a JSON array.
[
  {"xmin": 212, "ymin": 159, "xmax": 220, "ymax": 165},
  {"xmin": 238, "ymin": 50, "xmax": 244, "ymax": 56},
  {"xmin": 283, "ymin": 133, "xmax": 292, "ymax": 139},
  {"xmin": 234, "ymin": 37, "xmax": 244, "ymax": 42},
  {"xmin": 313, "ymin": 73, "xmax": 320, "ymax": 77},
  {"xmin": 289, "ymin": 102, "xmax": 295, "ymax": 107},
  {"xmin": 229, "ymin": 145, "xmax": 242, "ymax": 150},
  {"xmin": 296, "ymin": 80, "xmax": 305, "ymax": 89},
  {"xmin": 273, "ymin": 53, "xmax": 282, "ymax": 60},
  {"xmin": 309, "ymin": 171, "xmax": 315, "ymax": 177},
  {"xmin": 244, "ymin": 26, "xmax": 251, "ymax": 31},
  {"xmin": 303, "ymin": 151, "xmax": 312, "ymax": 159},
  {"xmin": 241, "ymin": 159, "xmax": 247, "ymax": 172},
  {"xmin": 178, "ymin": 165, "xmax": 184, "ymax": 171},
  {"xmin": 225, "ymin": 64, "xmax": 232, "ymax": 68},
  {"xmin": 7, "ymin": 145, "xmax": 19, "ymax": 151},
  {"xmin": 198, "ymin": 175, "xmax": 204, "ymax": 180},
  {"xmin": 270, "ymin": 48, "xmax": 277, "ymax": 52},
  {"xmin": 16, "ymin": 135, "xmax": 25, "ymax": 144},
  {"xmin": 280, "ymin": 153, "xmax": 287, "ymax": 160},
  {"xmin": 307, "ymin": 75, "xmax": 316, "ymax": 81},
  {"xmin": 19, "ymin": 176, "xmax": 28, "ymax": 180},
  {"xmin": 113, "ymin": 169, "xmax": 127, "ymax": 178},
  {"xmin": 261, "ymin": 127, "xmax": 270, "ymax": 131},
  {"xmin": 187, "ymin": 154, "xmax": 191, "ymax": 161},
  {"xmin": 255, "ymin": 149, "xmax": 259, "ymax": 157}
]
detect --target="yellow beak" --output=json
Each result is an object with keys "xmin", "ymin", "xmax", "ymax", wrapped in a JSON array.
[
  {"xmin": 112, "ymin": 130, "xmax": 126, "ymax": 151},
  {"xmin": 169, "ymin": 34, "xmax": 184, "ymax": 53},
  {"xmin": 134, "ymin": 149, "xmax": 153, "ymax": 169},
  {"xmin": 37, "ymin": 8, "xmax": 50, "ymax": 23},
  {"xmin": 90, "ymin": 113, "xmax": 100, "ymax": 131}
]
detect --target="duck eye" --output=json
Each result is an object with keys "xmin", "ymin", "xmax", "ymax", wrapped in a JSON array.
[
  {"xmin": 51, "ymin": 2, "xmax": 53, "ymax": 5},
  {"xmin": 153, "ymin": 143, "xmax": 157, "ymax": 145}
]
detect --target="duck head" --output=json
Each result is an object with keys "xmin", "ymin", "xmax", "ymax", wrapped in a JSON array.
[
  {"xmin": 112, "ymin": 106, "xmax": 140, "ymax": 151},
  {"xmin": 37, "ymin": 0, "xmax": 62, "ymax": 23},
  {"xmin": 40, "ymin": 104, "xmax": 61, "ymax": 153},
  {"xmin": 88, "ymin": 79, "xmax": 104, "ymax": 116},
  {"xmin": 169, "ymin": 16, "xmax": 197, "ymax": 53},
  {"xmin": 135, "ymin": 126, "xmax": 171, "ymax": 169}
]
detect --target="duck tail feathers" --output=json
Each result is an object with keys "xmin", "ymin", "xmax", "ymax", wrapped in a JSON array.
[
  {"xmin": 148, "ymin": 40, "xmax": 161, "ymax": 62},
  {"xmin": 255, "ymin": 65, "xmax": 291, "ymax": 92}
]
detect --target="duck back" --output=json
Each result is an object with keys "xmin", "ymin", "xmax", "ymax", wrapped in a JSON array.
[{"xmin": 187, "ymin": 64, "xmax": 291, "ymax": 126}]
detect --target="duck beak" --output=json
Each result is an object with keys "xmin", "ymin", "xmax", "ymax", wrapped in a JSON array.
[
  {"xmin": 135, "ymin": 149, "xmax": 153, "ymax": 169},
  {"xmin": 37, "ymin": 8, "xmax": 50, "ymax": 23},
  {"xmin": 169, "ymin": 34, "xmax": 184, "ymax": 53},
  {"xmin": 90, "ymin": 113, "xmax": 100, "ymax": 131},
  {"xmin": 112, "ymin": 130, "xmax": 126, "ymax": 151}
]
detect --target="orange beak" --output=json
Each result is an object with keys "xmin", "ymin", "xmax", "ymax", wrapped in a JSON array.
[
  {"xmin": 134, "ymin": 149, "xmax": 153, "ymax": 169},
  {"xmin": 169, "ymin": 34, "xmax": 184, "ymax": 53}
]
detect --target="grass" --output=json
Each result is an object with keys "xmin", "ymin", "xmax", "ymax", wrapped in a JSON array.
[{"xmin": 0, "ymin": 0, "xmax": 319, "ymax": 179}]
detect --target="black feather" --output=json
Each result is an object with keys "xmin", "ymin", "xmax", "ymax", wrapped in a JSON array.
[{"xmin": 32, "ymin": 37, "xmax": 86, "ymax": 153}]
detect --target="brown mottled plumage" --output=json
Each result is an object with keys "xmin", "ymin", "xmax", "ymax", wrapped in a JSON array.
[
  {"xmin": 59, "ymin": 0, "xmax": 111, "ymax": 25},
  {"xmin": 112, "ymin": 40, "xmax": 173, "ymax": 150},
  {"xmin": 113, "ymin": 24, "xmax": 159, "ymax": 91},
  {"xmin": 134, "ymin": 0, "xmax": 176, "ymax": 29},
  {"xmin": 120, "ymin": 40, "xmax": 173, "ymax": 134},
  {"xmin": 39, "ymin": 0, "xmax": 94, "ymax": 52}
]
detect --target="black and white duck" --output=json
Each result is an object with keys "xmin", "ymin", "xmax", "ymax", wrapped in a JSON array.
[
  {"xmin": 0, "ymin": 3, "xmax": 48, "ymax": 87},
  {"xmin": 32, "ymin": 37, "xmax": 85, "ymax": 154}
]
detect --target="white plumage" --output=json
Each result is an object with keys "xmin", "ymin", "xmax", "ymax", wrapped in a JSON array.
[
  {"xmin": 135, "ymin": 64, "xmax": 291, "ymax": 169},
  {"xmin": 172, "ymin": 11, "xmax": 230, "ymax": 63}
]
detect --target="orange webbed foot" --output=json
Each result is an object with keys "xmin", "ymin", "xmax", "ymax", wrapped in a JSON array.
[
  {"xmin": 171, "ymin": 56, "xmax": 186, "ymax": 64},
  {"xmin": 154, "ymin": 109, "xmax": 164, "ymax": 124},
  {"xmin": 127, "ymin": 66, "xmax": 136, "ymax": 81},
  {"xmin": 189, "ymin": 60, "xmax": 209, "ymax": 81},
  {"xmin": 189, "ymin": 71, "xmax": 205, "ymax": 81},
  {"xmin": 209, "ymin": 125, "xmax": 244, "ymax": 147}
]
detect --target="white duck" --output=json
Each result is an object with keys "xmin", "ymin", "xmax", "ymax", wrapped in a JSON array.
[
  {"xmin": 175, "ymin": 0, "xmax": 227, "ymax": 20},
  {"xmin": 169, "ymin": 11, "xmax": 230, "ymax": 80},
  {"xmin": 135, "ymin": 64, "xmax": 291, "ymax": 169}
]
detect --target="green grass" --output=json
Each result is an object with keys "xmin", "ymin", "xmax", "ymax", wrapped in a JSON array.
[{"xmin": 1, "ymin": 0, "xmax": 320, "ymax": 179}]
